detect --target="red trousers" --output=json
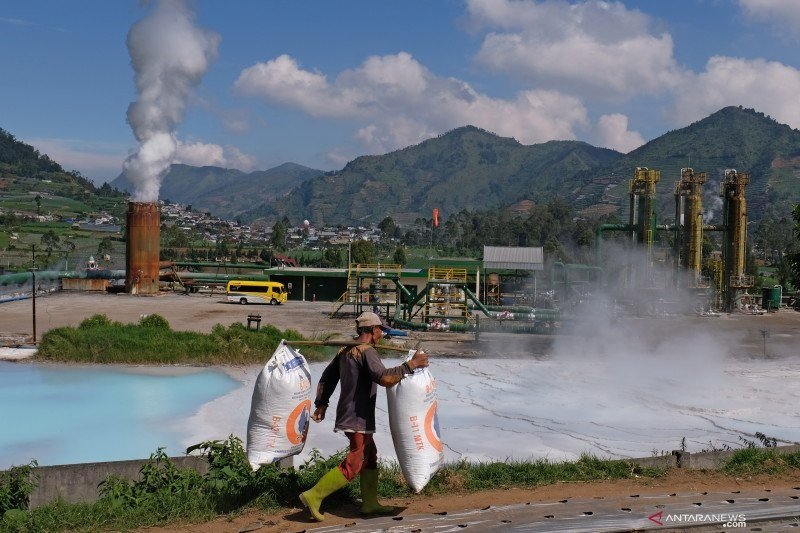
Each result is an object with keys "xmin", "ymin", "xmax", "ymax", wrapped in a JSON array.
[{"xmin": 338, "ymin": 432, "xmax": 378, "ymax": 481}]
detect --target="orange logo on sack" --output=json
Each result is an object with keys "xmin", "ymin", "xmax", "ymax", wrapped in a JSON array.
[
  {"xmin": 424, "ymin": 401, "xmax": 443, "ymax": 452},
  {"xmin": 286, "ymin": 399, "xmax": 311, "ymax": 445}
]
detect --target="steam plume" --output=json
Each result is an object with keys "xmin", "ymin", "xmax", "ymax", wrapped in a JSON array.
[{"xmin": 123, "ymin": 0, "xmax": 219, "ymax": 202}]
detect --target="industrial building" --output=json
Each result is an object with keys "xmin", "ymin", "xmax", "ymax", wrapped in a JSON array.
[{"xmin": 1, "ymin": 167, "xmax": 790, "ymax": 337}]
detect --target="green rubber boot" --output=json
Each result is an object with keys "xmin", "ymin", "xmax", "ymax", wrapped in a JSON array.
[
  {"xmin": 360, "ymin": 469, "xmax": 395, "ymax": 515},
  {"xmin": 299, "ymin": 467, "xmax": 349, "ymax": 521}
]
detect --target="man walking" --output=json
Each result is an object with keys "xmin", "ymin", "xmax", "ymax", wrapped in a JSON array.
[{"xmin": 299, "ymin": 311, "xmax": 429, "ymax": 521}]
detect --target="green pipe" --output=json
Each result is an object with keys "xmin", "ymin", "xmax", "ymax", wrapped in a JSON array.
[
  {"xmin": 551, "ymin": 261, "xmax": 602, "ymax": 301},
  {"xmin": 173, "ymin": 272, "xmax": 270, "ymax": 281},
  {"xmin": 391, "ymin": 316, "xmax": 473, "ymax": 332},
  {"xmin": 0, "ymin": 269, "xmax": 126, "ymax": 286},
  {"xmin": 463, "ymin": 286, "xmax": 491, "ymax": 315},
  {"xmin": 488, "ymin": 311, "xmax": 536, "ymax": 320},
  {"xmin": 406, "ymin": 285, "xmax": 429, "ymax": 309},
  {"xmin": 467, "ymin": 304, "xmax": 562, "ymax": 319},
  {"xmin": 595, "ymin": 223, "xmax": 632, "ymax": 265},
  {"xmin": 469, "ymin": 304, "xmax": 535, "ymax": 313},
  {"xmin": 0, "ymin": 271, "xmax": 70, "ymax": 285},
  {"xmin": 488, "ymin": 310, "xmax": 561, "ymax": 321},
  {"xmin": 390, "ymin": 279, "xmax": 414, "ymax": 302},
  {"xmin": 475, "ymin": 321, "xmax": 554, "ymax": 334},
  {"xmin": 174, "ymin": 261, "xmax": 269, "ymax": 269}
]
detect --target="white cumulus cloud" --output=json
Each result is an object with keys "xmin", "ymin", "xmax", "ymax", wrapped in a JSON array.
[
  {"xmin": 466, "ymin": 0, "xmax": 687, "ymax": 99},
  {"xmin": 739, "ymin": 0, "xmax": 800, "ymax": 37},
  {"xmin": 175, "ymin": 140, "xmax": 258, "ymax": 171},
  {"xmin": 594, "ymin": 114, "xmax": 645, "ymax": 153},
  {"xmin": 25, "ymin": 138, "xmax": 127, "ymax": 183},
  {"xmin": 235, "ymin": 51, "xmax": 590, "ymax": 153},
  {"xmin": 325, "ymin": 148, "xmax": 353, "ymax": 168},
  {"xmin": 669, "ymin": 56, "xmax": 800, "ymax": 129}
]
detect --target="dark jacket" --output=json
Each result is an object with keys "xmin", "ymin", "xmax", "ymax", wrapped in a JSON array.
[{"xmin": 314, "ymin": 344, "xmax": 406, "ymax": 432}]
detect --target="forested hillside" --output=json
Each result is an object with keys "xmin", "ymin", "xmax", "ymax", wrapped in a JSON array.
[
  {"xmin": 0, "ymin": 128, "xmax": 103, "ymax": 201},
  {"xmin": 594, "ymin": 107, "xmax": 800, "ymax": 222},
  {"xmin": 246, "ymin": 108, "xmax": 800, "ymax": 227},
  {"xmin": 245, "ymin": 126, "xmax": 622, "ymax": 225},
  {"xmin": 111, "ymin": 162, "xmax": 322, "ymax": 218}
]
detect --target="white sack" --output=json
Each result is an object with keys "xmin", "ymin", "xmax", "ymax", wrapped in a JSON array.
[
  {"xmin": 246, "ymin": 341, "xmax": 312, "ymax": 469},
  {"xmin": 387, "ymin": 351, "xmax": 444, "ymax": 492}
]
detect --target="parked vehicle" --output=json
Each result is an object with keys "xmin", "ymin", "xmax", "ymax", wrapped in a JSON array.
[{"xmin": 226, "ymin": 280, "xmax": 287, "ymax": 305}]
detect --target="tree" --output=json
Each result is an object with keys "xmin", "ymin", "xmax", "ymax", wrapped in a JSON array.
[
  {"xmin": 786, "ymin": 204, "xmax": 800, "ymax": 290},
  {"xmin": 162, "ymin": 225, "xmax": 190, "ymax": 248},
  {"xmin": 40, "ymin": 230, "xmax": 60, "ymax": 254},
  {"xmin": 392, "ymin": 245, "xmax": 406, "ymax": 265},
  {"xmin": 350, "ymin": 239, "xmax": 375, "ymax": 264},
  {"xmin": 378, "ymin": 216, "xmax": 396, "ymax": 237},
  {"xmin": 322, "ymin": 248, "xmax": 342, "ymax": 268},
  {"xmin": 271, "ymin": 221, "xmax": 286, "ymax": 251},
  {"xmin": 97, "ymin": 237, "xmax": 114, "ymax": 257},
  {"xmin": 97, "ymin": 182, "xmax": 115, "ymax": 197},
  {"xmin": 35, "ymin": 195, "xmax": 42, "ymax": 215},
  {"xmin": 260, "ymin": 248, "xmax": 274, "ymax": 264},
  {"xmin": 215, "ymin": 240, "xmax": 230, "ymax": 259}
]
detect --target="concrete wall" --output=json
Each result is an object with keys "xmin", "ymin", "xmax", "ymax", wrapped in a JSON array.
[
  {"xmin": 27, "ymin": 456, "xmax": 209, "ymax": 509},
  {"xmin": 629, "ymin": 444, "xmax": 800, "ymax": 471},
  {"xmin": 13, "ymin": 444, "xmax": 800, "ymax": 509}
]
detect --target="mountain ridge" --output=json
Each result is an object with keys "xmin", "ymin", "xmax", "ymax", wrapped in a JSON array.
[
  {"xmin": 110, "ymin": 162, "xmax": 323, "ymax": 218},
  {"xmin": 246, "ymin": 107, "xmax": 800, "ymax": 225},
  {"xmin": 244, "ymin": 126, "xmax": 622, "ymax": 225},
  {"xmin": 6, "ymin": 106, "xmax": 800, "ymax": 227}
]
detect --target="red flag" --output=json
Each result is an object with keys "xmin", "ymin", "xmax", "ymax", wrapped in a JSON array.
[{"xmin": 433, "ymin": 208, "xmax": 439, "ymax": 228}]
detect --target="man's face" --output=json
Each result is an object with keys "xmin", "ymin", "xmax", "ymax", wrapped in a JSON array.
[{"xmin": 371, "ymin": 326, "xmax": 383, "ymax": 342}]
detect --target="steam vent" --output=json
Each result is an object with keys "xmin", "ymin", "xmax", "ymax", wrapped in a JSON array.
[{"xmin": 125, "ymin": 202, "xmax": 160, "ymax": 295}]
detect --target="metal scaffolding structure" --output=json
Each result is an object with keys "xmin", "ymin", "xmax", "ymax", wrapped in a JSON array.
[
  {"xmin": 330, "ymin": 263, "xmax": 403, "ymax": 318},
  {"xmin": 628, "ymin": 167, "xmax": 660, "ymax": 285},
  {"xmin": 674, "ymin": 168, "xmax": 707, "ymax": 287},
  {"xmin": 595, "ymin": 166, "xmax": 753, "ymax": 312},
  {"xmin": 721, "ymin": 169, "xmax": 753, "ymax": 310}
]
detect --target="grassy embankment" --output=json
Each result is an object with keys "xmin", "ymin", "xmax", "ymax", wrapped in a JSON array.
[
  {"xmin": 36, "ymin": 313, "xmax": 332, "ymax": 365},
  {"xmin": 3, "ymin": 437, "xmax": 799, "ymax": 533},
  {"xmin": 1, "ymin": 437, "xmax": 663, "ymax": 532}
]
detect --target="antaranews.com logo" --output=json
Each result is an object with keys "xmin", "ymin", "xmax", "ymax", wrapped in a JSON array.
[{"xmin": 648, "ymin": 511, "xmax": 747, "ymax": 527}]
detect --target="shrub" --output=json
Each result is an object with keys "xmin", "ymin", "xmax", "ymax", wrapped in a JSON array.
[
  {"xmin": 78, "ymin": 314, "xmax": 113, "ymax": 329},
  {"xmin": 38, "ymin": 319, "xmax": 326, "ymax": 364},
  {"xmin": 0, "ymin": 460, "xmax": 37, "ymax": 514},
  {"xmin": 98, "ymin": 449, "xmax": 203, "ymax": 511},
  {"xmin": 138, "ymin": 314, "xmax": 171, "ymax": 330}
]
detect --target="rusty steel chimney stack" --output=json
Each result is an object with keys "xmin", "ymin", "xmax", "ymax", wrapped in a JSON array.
[{"xmin": 125, "ymin": 202, "xmax": 161, "ymax": 294}]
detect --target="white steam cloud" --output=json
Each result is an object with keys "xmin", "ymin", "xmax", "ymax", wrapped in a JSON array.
[{"xmin": 123, "ymin": 0, "xmax": 219, "ymax": 202}]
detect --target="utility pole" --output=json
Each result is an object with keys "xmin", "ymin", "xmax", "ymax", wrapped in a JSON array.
[
  {"xmin": 760, "ymin": 329, "xmax": 770, "ymax": 358},
  {"xmin": 30, "ymin": 244, "xmax": 38, "ymax": 344}
]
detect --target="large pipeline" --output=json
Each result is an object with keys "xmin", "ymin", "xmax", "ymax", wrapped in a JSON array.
[
  {"xmin": 167, "ymin": 272, "xmax": 271, "ymax": 283},
  {"xmin": 0, "ymin": 270, "xmax": 125, "ymax": 287},
  {"xmin": 467, "ymin": 304, "xmax": 562, "ymax": 320}
]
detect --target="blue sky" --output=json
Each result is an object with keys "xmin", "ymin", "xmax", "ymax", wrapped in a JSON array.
[{"xmin": 2, "ymin": 0, "xmax": 800, "ymax": 187}]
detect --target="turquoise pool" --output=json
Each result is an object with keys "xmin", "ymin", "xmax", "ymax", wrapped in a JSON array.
[{"xmin": 0, "ymin": 362, "xmax": 239, "ymax": 469}]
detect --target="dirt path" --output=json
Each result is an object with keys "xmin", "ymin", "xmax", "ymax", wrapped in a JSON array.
[
  {"xmin": 4, "ymin": 292, "xmax": 799, "ymax": 357},
  {"xmin": 142, "ymin": 470, "xmax": 800, "ymax": 532}
]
